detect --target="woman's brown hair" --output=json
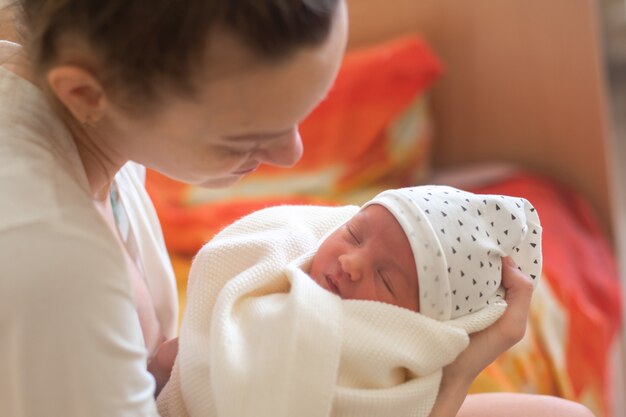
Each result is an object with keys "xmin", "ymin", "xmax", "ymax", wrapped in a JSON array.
[{"xmin": 13, "ymin": 0, "xmax": 339, "ymax": 102}]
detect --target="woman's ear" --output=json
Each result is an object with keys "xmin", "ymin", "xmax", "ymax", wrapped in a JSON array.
[{"xmin": 46, "ymin": 66, "xmax": 108, "ymax": 124}]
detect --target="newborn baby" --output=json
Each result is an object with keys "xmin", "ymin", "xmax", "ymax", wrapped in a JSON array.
[
  {"xmin": 310, "ymin": 186, "xmax": 541, "ymax": 320},
  {"xmin": 158, "ymin": 185, "xmax": 542, "ymax": 417}
]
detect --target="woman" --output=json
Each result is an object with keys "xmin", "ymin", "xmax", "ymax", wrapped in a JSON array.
[{"xmin": 0, "ymin": 1, "xmax": 592, "ymax": 416}]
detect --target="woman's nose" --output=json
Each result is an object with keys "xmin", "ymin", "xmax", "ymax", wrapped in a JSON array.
[
  {"xmin": 339, "ymin": 253, "xmax": 364, "ymax": 282},
  {"xmin": 255, "ymin": 128, "xmax": 303, "ymax": 168}
]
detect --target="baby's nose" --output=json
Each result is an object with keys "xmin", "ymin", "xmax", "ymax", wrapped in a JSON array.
[{"xmin": 339, "ymin": 254, "xmax": 364, "ymax": 282}]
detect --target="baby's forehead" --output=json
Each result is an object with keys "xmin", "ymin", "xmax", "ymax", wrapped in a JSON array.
[
  {"xmin": 358, "ymin": 203, "xmax": 399, "ymax": 222},
  {"xmin": 358, "ymin": 203, "xmax": 410, "ymax": 237},
  {"xmin": 356, "ymin": 204, "xmax": 414, "ymax": 260}
]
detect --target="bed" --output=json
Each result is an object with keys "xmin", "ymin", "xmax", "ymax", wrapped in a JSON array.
[{"xmin": 145, "ymin": 1, "xmax": 625, "ymax": 416}]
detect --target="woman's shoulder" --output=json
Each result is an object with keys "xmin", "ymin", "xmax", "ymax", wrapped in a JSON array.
[
  {"xmin": 0, "ymin": 122, "xmax": 105, "ymax": 236},
  {"xmin": 0, "ymin": 160, "xmax": 125, "ymax": 288},
  {"xmin": 0, "ymin": 62, "xmax": 104, "ymax": 233},
  {"xmin": 0, "ymin": 173, "xmax": 132, "ymax": 341},
  {"xmin": 0, "ymin": 82, "xmax": 125, "ymax": 289},
  {"xmin": 0, "ymin": 206, "xmax": 157, "ymax": 416}
]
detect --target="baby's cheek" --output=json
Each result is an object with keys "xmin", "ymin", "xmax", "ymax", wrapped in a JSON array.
[
  {"xmin": 355, "ymin": 284, "xmax": 385, "ymax": 303},
  {"xmin": 308, "ymin": 261, "xmax": 321, "ymax": 283},
  {"xmin": 309, "ymin": 252, "xmax": 330, "ymax": 283}
]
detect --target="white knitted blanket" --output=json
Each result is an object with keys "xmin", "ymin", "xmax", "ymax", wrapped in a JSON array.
[{"xmin": 157, "ymin": 205, "xmax": 507, "ymax": 417}]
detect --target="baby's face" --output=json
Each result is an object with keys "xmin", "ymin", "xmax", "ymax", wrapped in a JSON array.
[{"xmin": 310, "ymin": 204, "xmax": 419, "ymax": 311}]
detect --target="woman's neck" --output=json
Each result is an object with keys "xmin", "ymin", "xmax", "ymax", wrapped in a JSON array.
[{"xmin": 67, "ymin": 116, "xmax": 127, "ymax": 202}]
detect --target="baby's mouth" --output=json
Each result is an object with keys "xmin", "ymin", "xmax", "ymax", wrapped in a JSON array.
[{"xmin": 325, "ymin": 275, "xmax": 340, "ymax": 296}]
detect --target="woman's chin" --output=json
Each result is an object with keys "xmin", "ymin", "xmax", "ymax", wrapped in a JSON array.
[{"xmin": 196, "ymin": 175, "xmax": 244, "ymax": 188}]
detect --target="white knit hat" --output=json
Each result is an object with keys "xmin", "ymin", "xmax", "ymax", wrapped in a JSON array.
[{"xmin": 363, "ymin": 185, "xmax": 542, "ymax": 321}]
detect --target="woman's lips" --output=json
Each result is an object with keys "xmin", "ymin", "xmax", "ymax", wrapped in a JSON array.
[{"xmin": 325, "ymin": 275, "xmax": 340, "ymax": 296}]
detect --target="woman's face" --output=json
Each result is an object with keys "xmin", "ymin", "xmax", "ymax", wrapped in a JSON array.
[{"xmin": 104, "ymin": 2, "xmax": 349, "ymax": 187}]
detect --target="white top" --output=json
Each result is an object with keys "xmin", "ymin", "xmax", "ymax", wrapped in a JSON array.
[{"xmin": 0, "ymin": 66, "xmax": 178, "ymax": 416}]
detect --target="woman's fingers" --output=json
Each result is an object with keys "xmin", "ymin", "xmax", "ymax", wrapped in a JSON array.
[
  {"xmin": 147, "ymin": 337, "xmax": 179, "ymax": 397},
  {"xmin": 157, "ymin": 337, "xmax": 179, "ymax": 369},
  {"xmin": 497, "ymin": 257, "xmax": 534, "ymax": 345},
  {"xmin": 442, "ymin": 257, "xmax": 535, "ymax": 382}
]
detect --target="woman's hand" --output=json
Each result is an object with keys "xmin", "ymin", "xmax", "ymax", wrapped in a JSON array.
[
  {"xmin": 445, "ymin": 257, "xmax": 534, "ymax": 381},
  {"xmin": 147, "ymin": 337, "xmax": 179, "ymax": 398},
  {"xmin": 429, "ymin": 257, "xmax": 535, "ymax": 417}
]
